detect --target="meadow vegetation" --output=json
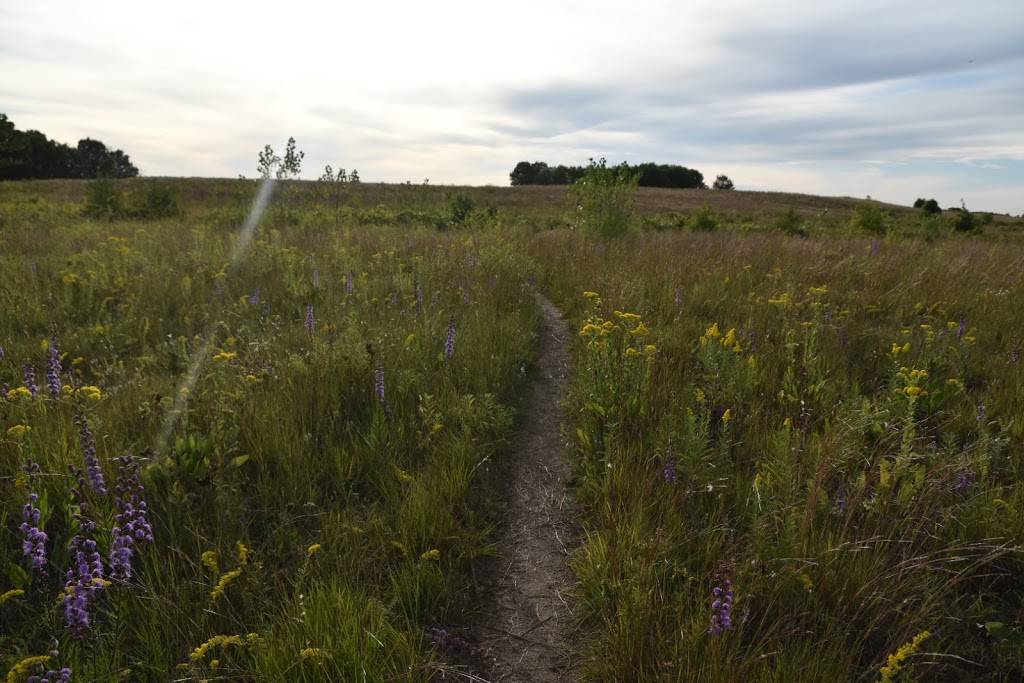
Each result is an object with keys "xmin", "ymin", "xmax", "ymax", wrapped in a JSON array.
[{"xmin": 2, "ymin": 175, "xmax": 1022, "ymax": 681}]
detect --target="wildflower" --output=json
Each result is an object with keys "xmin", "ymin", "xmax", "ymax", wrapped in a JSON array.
[
  {"xmin": 63, "ymin": 535, "xmax": 105, "ymax": 637},
  {"xmin": 23, "ymin": 364, "xmax": 39, "ymax": 397},
  {"xmin": 19, "ymin": 462, "xmax": 47, "ymax": 577},
  {"xmin": 420, "ymin": 549, "xmax": 441, "ymax": 561},
  {"xmin": 904, "ymin": 386, "xmax": 922, "ymax": 397},
  {"xmin": 674, "ymin": 287, "xmax": 682, "ymax": 308},
  {"xmin": 27, "ymin": 666, "xmax": 73, "ymax": 683},
  {"xmin": 300, "ymin": 648, "xmax": 326, "ymax": 660},
  {"xmin": 953, "ymin": 469, "xmax": 976, "ymax": 493},
  {"xmin": 877, "ymin": 631, "xmax": 930, "ymax": 683},
  {"xmin": 956, "ymin": 317, "xmax": 966, "ymax": 341},
  {"xmin": 374, "ymin": 364, "xmax": 386, "ymax": 403},
  {"xmin": 427, "ymin": 626, "xmax": 473, "ymax": 657},
  {"xmin": 1011, "ymin": 349, "xmax": 1020, "ymax": 363},
  {"xmin": 6, "ymin": 656, "xmax": 53, "ymax": 682},
  {"xmin": 46, "ymin": 338, "xmax": 62, "ymax": 398},
  {"xmin": 7, "ymin": 386, "xmax": 33, "ymax": 400},
  {"xmin": 700, "ymin": 322, "xmax": 721, "ymax": 345},
  {"xmin": 7, "ymin": 424, "xmax": 31, "ymax": 440},
  {"xmin": 305, "ymin": 305, "xmax": 315, "ymax": 335},
  {"xmin": 109, "ymin": 454, "xmax": 153, "ymax": 582},
  {"xmin": 210, "ymin": 569, "xmax": 242, "ymax": 600},
  {"xmin": 444, "ymin": 317, "xmax": 456, "ymax": 360},
  {"xmin": 663, "ymin": 456, "xmax": 677, "ymax": 484},
  {"xmin": 306, "ymin": 544, "xmax": 321, "ymax": 558},
  {"xmin": 708, "ymin": 579, "xmax": 734, "ymax": 635},
  {"xmin": 75, "ymin": 414, "xmax": 107, "ymax": 494},
  {"xmin": 583, "ymin": 291, "xmax": 600, "ymax": 300},
  {"xmin": 248, "ymin": 288, "xmax": 260, "ymax": 306},
  {"xmin": 722, "ymin": 409, "xmax": 733, "ymax": 424},
  {"xmin": 212, "ymin": 351, "xmax": 236, "ymax": 362},
  {"xmin": 695, "ymin": 388, "xmax": 706, "ymax": 404},
  {"xmin": 75, "ymin": 386, "xmax": 102, "ymax": 400},
  {"xmin": 190, "ymin": 634, "xmax": 248, "ymax": 662},
  {"xmin": 1, "ymin": 588, "xmax": 25, "ymax": 604},
  {"xmin": 201, "ymin": 551, "xmax": 220, "ymax": 574},
  {"xmin": 345, "ymin": 272, "xmax": 355, "ymax": 294}
]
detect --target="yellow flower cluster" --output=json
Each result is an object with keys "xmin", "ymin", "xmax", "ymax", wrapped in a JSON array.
[
  {"xmin": 6, "ymin": 425, "xmax": 31, "ymax": 440},
  {"xmin": 891, "ymin": 342, "xmax": 911, "ymax": 356},
  {"xmin": 188, "ymin": 633, "xmax": 262, "ymax": 662},
  {"xmin": 76, "ymin": 385, "xmax": 102, "ymax": 401},
  {"xmin": 0, "ymin": 588, "xmax": 25, "ymax": 604},
  {"xmin": 5, "ymin": 655, "xmax": 52, "ymax": 683},
  {"xmin": 895, "ymin": 367, "xmax": 928, "ymax": 399},
  {"xmin": 700, "ymin": 322, "xmax": 743, "ymax": 353},
  {"xmin": 877, "ymin": 631, "xmax": 930, "ymax": 683},
  {"xmin": 212, "ymin": 351, "xmax": 237, "ymax": 362},
  {"xmin": 300, "ymin": 647, "xmax": 326, "ymax": 660},
  {"xmin": 306, "ymin": 543, "xmax": 322, "ymax": 558},
  {"xmin": 209, "ymin": 542, "xmax": 250, "ymax": 600},
  {"xmin": 5, "ymin": 387, "xmax": 33, "ymax": 401}
]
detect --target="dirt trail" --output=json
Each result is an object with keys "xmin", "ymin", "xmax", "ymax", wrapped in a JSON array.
[{"xmin": 468, "ymin": 293, "xmax": 577, "ymax": 682}]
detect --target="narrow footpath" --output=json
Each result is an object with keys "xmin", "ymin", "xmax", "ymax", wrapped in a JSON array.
[{"xmin": 469, "ymin": 294, "xmax": 577, "ymax": 682}]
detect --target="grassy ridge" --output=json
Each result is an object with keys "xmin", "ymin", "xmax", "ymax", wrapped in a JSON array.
[
  {"xmin": 1, "ymin": 185, "xmax": 537, "ymax": 679},
  {"xmin": 534, "ymin": 231, "xmax": 1024, "ymax": 680}
]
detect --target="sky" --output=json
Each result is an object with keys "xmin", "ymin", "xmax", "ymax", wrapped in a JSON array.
[{"xmin": 2, "ymin": 0, "xmax": 1023, "ymax": 214}]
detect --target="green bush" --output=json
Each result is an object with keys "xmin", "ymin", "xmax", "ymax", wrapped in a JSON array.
[
  {"xmin": 772, "ymin": 207, "xmax": 807, "ymax": 237},
  {"xmin": 447, "ymin": 193, "xmax": 474, "ymax": 225},
  {"xmin": 569, "ymin": 157, "xmax": 638, "ymax": 238},
  {"xmin": 688, "ymin": 205, "xmax": 718, "ymax": 232},
  {"xmin": 851, "ymin": 201, "xmax": 888, "ymax": 235},
  {"xmin": 951, "ymin": 203, "xmax": 976, "ymax": 232},
  {"xmin": 134, "ymin": 181, "xmax": 183, "ymax": 219},
  {"xmin": 82, "ymin": 178, "xmax": 125, "ymax": 220}
]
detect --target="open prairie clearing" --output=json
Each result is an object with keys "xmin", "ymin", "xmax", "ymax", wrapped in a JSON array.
[{"xmin": 2, "ymin": 179, "xmax": 1023, "ymax": 681}]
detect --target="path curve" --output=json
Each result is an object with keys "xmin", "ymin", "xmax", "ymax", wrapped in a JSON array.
[{"xmin": 470, "ymin": 293, "xmax": 577, "ymax": 682}]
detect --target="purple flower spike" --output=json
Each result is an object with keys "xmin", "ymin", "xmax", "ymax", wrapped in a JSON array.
[
  {"xmin": 109, "ymin": 454, "xmax": 153, "ymax": 582},
  {"xmin": 63, "ymin": 536, "xmax": 105, "ymax": 637},
  {"xmin": 47, "ymin": 338, "xmax": 62, "ymax": 398},
  {"xmin": 28, "ymin": 666, "xmax": 73, "ymax": 683},
  {"xmin": 248, "ymin": 288, "xmax": 260, "ymax": 306},
  {"xmin": 444, "ymin": 317, "xmax": 457, "ymax": 361},
  {"xmin": 663, "ymin": 456, "xmax": 677, "ymax": 484},
  {"xmin": 24, "ymin": 364, "xmax": 39, "ymax": 397},
  {"xmin": 305, "ymin": 305, "xmax": 316, "ymax": 336},
  {"xmin": 954, "ymin": 469, "xmax": 976, "ymax": 494},
  {"xmin": 708, "ymin": 578, "xmax": 735, "ymax": 636},
  {"xmin": 345, "ymin": 272, "xmax": 355, "ymax": 294},
  {"xmin": 374, "ymin": 364, "xmax": 386, "ymax": 403},
  {"xmin": 19, "ymin": 462, "xmax": 48, "ymax": 577},
  {"xmin": 75, "ymin": 414, "xmax": 107, "ymax": 495}
]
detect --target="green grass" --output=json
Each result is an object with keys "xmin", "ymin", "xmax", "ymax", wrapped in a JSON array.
[{"xmin": 2, "ymin": 178, "xmax": 1023, "ymax": 681}]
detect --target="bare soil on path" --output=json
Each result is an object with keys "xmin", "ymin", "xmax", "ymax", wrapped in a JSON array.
[{"xmin": 466, "ymin": 293, "xmax": 578, "ymax": 682}]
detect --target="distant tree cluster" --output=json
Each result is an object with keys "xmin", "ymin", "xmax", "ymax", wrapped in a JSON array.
[
  {"xmin": 0, "ymin": 113, "xmax": 138, "ymax": 180},
  {"xmin": 913, "ymin": 197, "xmax": 942, "ymax": 215},
  {"xmin": 510, "ymin": 160, "xmax": 706, "ymax": 189}
]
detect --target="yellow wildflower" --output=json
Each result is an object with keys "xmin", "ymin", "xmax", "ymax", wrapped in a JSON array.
[
  {"xmin": 947, "ymin": 321, "xmax": 959, "ymax": 330},
  {"xmin": 625, "ymin": 347, "xmax": 640, "ymax": 357},
  {"xmin": 300, "ymin": 647, "xmax": 326, "ymax": 660},
  {"xmin": 946, "ymin": 378, "xmax": 963, "ymax": 390},
  {"xmin": 420, "ymin": 548, "xmax": 441, "ymax": 561},
  {"xmin": 877, "ymin": 631, "xmax": 930, "ymax": 683},
  {"xmin": 643, "ymin": 344, "xmax": 657, "ymax": 356},
  {"xmin": 583, "ymin": 291, "xmax": 600, "ymax": 300},
  {"xmin": 747, "ymin": 355, "xmax": 757, "ymax": 368},
  {"xmin": 783, "ymin": 417, "xmax": 792, "ymax": 428},
  {"xmin": 244, "ymin": 374, "xmax": 260, "ymax": 383},
  {"xmin": 201, "ymin": 551, "xmax": 219, "ymax": 574},
  {"xmin": 904, "ymin": 386, "xmax": 922, "ymax": 397},
  {"xmin": 695, "ymin": 388, "xmax": 706, "ymax": 404},
  {"xmin": 212, "ymin": 351, "xmax": 236, "ymax": 362},
  {"xmin": 76, "ymin": 386, "xmax": 102, "ymax": 401},
  {"xmin": 210, "ymin": 569, "xmax": 242, "ymax": 600},
  {"xmin": 629, "ymin": 322, "xmax": 649, "ymax": 337},
  {"xmin": 190, "ymin": 634, "xmax": 244, "ymax": 661},
  {"xmin": 614, "ymin": 311, "xmax": 641, "ymax": 323},
  {"xmin": 404, "ymin": 333, "xmax": 416, "ymax": 348},
  {"xmin": 704, "ymin": 322, "xmax": 721, "ymax": 339},
  {"xmin": 902, "ymin": 342, "xmax": 911, "ymax": 354},
  {"xmin": 1, "ymin": 588, "xmax": 25, "ymax": 604},
  {"xmin": 306, "ymin": 544, "xmax": 322, "ymax": 558},
  {"xmin": 963, "ymin": 335, "xmax": 976, "ymax": 344},
  {"xmin": 6, "ymin": 655, "xmax": 52, "ymax": 683},
  {"xmin": 236, "ymin": 542, "xmax": 250, "ymax": 566},
  {"xmin": 6, "ymin": 425, "xmax": 31, "ymax": 440},
  {"xmin": 6, "ymin": 387, "xmax": 32, "ymax": 400},
  {"xmin": 722, "ymin": 409, "xmax": 733, "ymax": 424},
  {"xmin": 72, "ymin": 357, "xmax": 86, "ymax": 366},
  {"xmin": 808, "ymin": 285, "xmax": 828, "ymax": 296}
]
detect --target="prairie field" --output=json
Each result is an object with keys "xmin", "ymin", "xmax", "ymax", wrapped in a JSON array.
[{"xmin": 2, "ymin": 178, "xmax": 1023, "ymax": 681}]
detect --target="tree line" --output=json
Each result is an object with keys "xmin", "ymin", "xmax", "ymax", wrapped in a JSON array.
[
  {"xmin": 510, "ymin": 160, "xmax": 708, "ymax": 189},
  {"xmin": 0, "ymin": 113, "xmax": 138, "ymax": 180}
]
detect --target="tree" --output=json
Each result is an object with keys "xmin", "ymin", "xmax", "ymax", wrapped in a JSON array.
[
  {"xmin": 1, "ymin": 114, "xmax": 138, "ymax": 179},
  {"xmin": 257, "ymin": 144, "xmax": 281, "ymax": 179},
  {"xmin": 349, "ymin": 169, "xmax": 360, "ymax": 183},
  {"xmin": 279, "ymin": 137, "xmax": 304, "ymax": 179},
  {"xmin": 713, "ymin": 174, "xmax": 735, "ymax": 190}
]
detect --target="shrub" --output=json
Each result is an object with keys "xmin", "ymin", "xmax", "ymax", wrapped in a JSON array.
[
  {"xmin": 772, "ymin": 207, "xmax": 807, "ymax": 237},
  {"xmin": 688, "ymin": 205, "xmax": 719, "ymax": 232},
  {"xmin": 852, "ymin": 201, "xmax": 888, "ymax": 235},
  {"xmin": 951, "ymin": 201, "xmax": 976, "ymax": 232},
  {"xmin": 921, "ymin": 198, "xmax": 941, "ymax": 215},
  {"xmin": 83, "ymin": 178, "xmax": 125, "ymax": 220},
  {"xmin": 447, "ymin": 193, "xmax": 474, "ymax": 225},
  {"xmin": 569, "ymin": 157, "xmax": 638, "ymax": 238},
  {"xmin": 134, "ymin": 182, "xmax": 183, "ymax": 219}
]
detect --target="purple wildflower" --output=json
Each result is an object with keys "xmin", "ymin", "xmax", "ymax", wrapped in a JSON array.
[
  {"xmin": 663, "ymin": 456, "xmax": 677, "ymax": 484},
  {"xmin": 390, "ymin": 291, "xmax": 399, "ymax": 306},
  {"xmin": 63, "ymin": 534, "xmax": 104, "ymax": 637},
  {"xmin": 869, "ymin": 239, "xmax": 879, "ymax": 256},
  {"xmin": 75, "ymin": 414, "xmax": 107, "ymax": 495},
  {"xmin": 956, "ymin": 316, "xmax": 967, "ymax": 341},
  {"xmin": 1011, "ymin": 349, "xmax": 1020, "ymax": 364},
  {"xmin": 345, "ymin": 272, "xmax": 355, "ymax": 294},
  {"xmin": 374, "ymin": 364, "xmax": 386, "ymax": 403},
  {"xmin": 444, "ymin": 317, "xmax": 457, "ymax": 361},
  {"xmin": 0, "ymin": 344, "xmax": 5, "ymax": 360},
  {"xmin": 19, "ymin": 461, "xmax": 48, "ymax": 577},
  {"xmin": 109, "ymin": 454, "xmax": 153, "ymax": 582},
  {"xmin": 47, "ymin": 338, "xmax": 62, "ymax": 398},
  {"xmin": 28, "ymin": 666, "xmax": 73, "ymax": 683},
  {"xmin": 305, "ymin": 305, "xmax": 316, "ymax": 336},
  {"xmin": 427, "ymin": 626, "xmax": 474, "ymax": 658},
  {"xmin": 24, "ymin": 363, "xmax": 39, "ymax": 397},
  {"xmin": 708, "ymin": 578, "xmax": 734, "ymax": 635},
  {"xmin": 954, "ymin": 469, "xmax": 976, "ymax": 494},
  {"xmin": 248, "ymin": 288, "xmax": 260, "ymax": 306}
]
